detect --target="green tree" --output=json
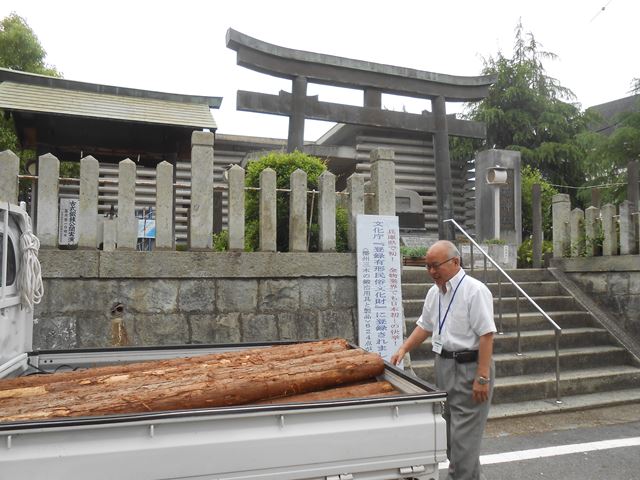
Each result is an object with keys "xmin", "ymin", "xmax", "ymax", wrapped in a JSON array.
[
  {"xmin": 0, "ymin": 13, "xmax": 62, "ymax": 153},
  {"xmin": 0, "ymin": 13, "xmax": 60, "ymax": 76},
  {"xmin": 462, "ymin": 21, "xmax": 592, "ymax": 192},
  {"xmin": 451, "ymin": 21, "xmax": 597, "ymax": 241},
  {"xmin": 575, "ymin": 97, "xmax": 640, "ymax": 205},
  {"xmin": 0, "ymin": 13, "xmax": 70, "ymax": 186}
]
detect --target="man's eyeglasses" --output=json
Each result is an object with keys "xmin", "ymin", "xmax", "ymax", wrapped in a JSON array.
[{"xmin": 425, "ymin": 257, "xmax": 456, "ymax": 270}]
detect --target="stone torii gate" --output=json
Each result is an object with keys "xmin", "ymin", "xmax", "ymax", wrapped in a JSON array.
[{"xmin": 226, "ymin": 29, "xmax": 495, "ymax": 239}]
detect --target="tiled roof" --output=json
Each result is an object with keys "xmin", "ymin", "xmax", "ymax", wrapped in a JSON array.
[{"xmin": 0, "ymin": 81, "xmax": 217, "ymax": 129}]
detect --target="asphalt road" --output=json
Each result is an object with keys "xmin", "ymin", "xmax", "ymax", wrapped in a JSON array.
[{"xmin": 440, "ymin": 403, "xmax": 640, "ymax": 479}]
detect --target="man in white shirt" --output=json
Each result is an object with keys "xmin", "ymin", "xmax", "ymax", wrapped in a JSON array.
[{"xmin": 391, "ymin": 240, "xmax": 496, "ymax": 480}]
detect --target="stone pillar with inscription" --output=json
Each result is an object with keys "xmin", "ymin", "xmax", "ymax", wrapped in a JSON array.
[{"xmin": 475, "ymin": 149, "xmax": 522, "ymax": 245}]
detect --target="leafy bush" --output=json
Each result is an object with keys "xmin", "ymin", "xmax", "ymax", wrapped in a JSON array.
[
  {"xmin": 483, "ymin": 238, "xmax": 506, "ymax": 245},
  {"xmin": 212, "ymin": 230, "xmax": 229, "ymax": 252},
  {"xmin": 517, "ymin": 238, "xmax": 553, "ymax": 268},
  {"xmin": 244, "ymin": 151, "xmax": 348, "ymax": 252},
  {"xmin": 400, "ymin": 245, "xmax": 428, "ymax": 257}
]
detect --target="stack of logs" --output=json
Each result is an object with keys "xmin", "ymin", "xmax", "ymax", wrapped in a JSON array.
[{"xmin": 0, "ymin": 339, "xmax": 399, "ymax": 423}]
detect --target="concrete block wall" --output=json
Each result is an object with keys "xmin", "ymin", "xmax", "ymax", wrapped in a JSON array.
[
  {"xmin": 33, "ymin": 251, "xmax": 358, "ymax": 350},
  {"xmin": 553, "ymin": 256, "xmax": 640, "ymax": 344}
]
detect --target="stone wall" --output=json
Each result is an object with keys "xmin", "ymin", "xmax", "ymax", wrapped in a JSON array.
[
  {"xmin": 33, "ymin": 251, "xmax": 358, "ymax": 350},
  {"xmin": 551, "ymin": 256, "xmax": 640, "ymax": 342}
]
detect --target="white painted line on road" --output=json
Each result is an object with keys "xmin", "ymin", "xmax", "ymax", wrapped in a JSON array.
[{"xmin": 440, "ymin": 436, "xmax": 640, "ymax": 469}]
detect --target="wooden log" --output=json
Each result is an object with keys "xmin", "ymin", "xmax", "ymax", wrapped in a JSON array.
[
  {"xmin": 0, "ymin": 346, "xmax": 360, "ymax": 406},
  {"xmin": 256, "ymin": 380, "xmax": 399, "ymax": 404},
  {"xmin": 0, "ymin": 338, "xmax": 350, "ymax": 392},
  {"xmin": 0, "ymin": 348, "xmax": 384, "ymax": 422}
]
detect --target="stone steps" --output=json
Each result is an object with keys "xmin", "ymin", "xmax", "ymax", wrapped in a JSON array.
[
  {"xmin": 493, "ymin": 365, "xmax": 640, "ymax": 404},
  {"xmin": 401, "ymin": 267, "xmax": 551, "ymax": 284},
  {"xmin": 489, "ymin": 388, "xmax": 640, "ymax": 419},
  {"xmin": 401, "ymin": 266, "xmax": 640, "ymax": 418},
  {"xmin": 411, "ymin": 327, "xmax": 617, "ymax": 358},
  {"xmin": 403, "ymin": 295, "xmax": 581, "ymax": 317},
  {"xmin": 402, "ymin": 281, "xmax": 565, "ymax": 298},
  {"xmin": 406, "ymin": 311, "xmax": 598, "ymax": 334},
  {"xmin": 411, "ymin": 346, "xmax": 633, "ymax": 379}
]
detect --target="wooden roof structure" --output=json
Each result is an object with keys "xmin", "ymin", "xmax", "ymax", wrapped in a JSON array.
[{"xmin": 0, "ymin": 68, "xmax": 222, "ymax": 165}]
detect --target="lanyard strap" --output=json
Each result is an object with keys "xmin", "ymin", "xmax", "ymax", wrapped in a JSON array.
[{"xmin": 438, "ymin": 274, "xmax": 466, "ymax": 335}]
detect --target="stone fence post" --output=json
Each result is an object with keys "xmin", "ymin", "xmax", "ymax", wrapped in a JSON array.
[
  {"xmin": 369, "ymin": 148, "xmax": 395, "ymax": 216},
  {"xmin": 227, "ymin": 165, "xmax": 245, "ymax": 251},
  {"xmin": 289, "ymin": 169, "xmax": 307, "ymax": 252},
  {"xmin": 552, "ymin": 193, "xmax": 570, "ymax": 258},
  {"xmin": 260, "ymin": 168, "xmax": 277, "ymax": 252},
  {"xmin": 117, "ymin": 158, "xmax": 137, "ymax": 250},
  {"xmin": 78, "ymin": 156, "xmax": 99, "ymax": 249},
  {"xmin": 190, "ymin": 131, "xmax": 215, "ymax": 250},
  {"xmin": 601, "ymin": 204, "xmax": 617, "ymax": 256},
  {"xmin": 619, "ymin": 200, "xmax": 636, "ymax": 255},
  {"xmin": 318, "ymin": 170, "xmax": 336, "ymax": 252},
  {"xmin": 532, "ymin": 183, "xmax": 542, "ymax": 267},
  {"xmin": 629, "ymin": 161, "xmax": 639, "ymax": 252},
  {"xmin": 347, "ymin": 174, "xmax": 364, "ymax": 252},
  {"xmin": 155, "ymin": 161, "xmax": 174, "ymax": 250},
  {"xmin": 0, "ymin": 150, "xmax": 19, "ymax": 204},
  {"xmin": 570, "ymin": 208, "xmax": 584, "ymax": 257},
  {"xmin": 584, "ymin": 206, "xmax": 600, "ymax": 257},
  {"xmin": 37, "ymin": 153, "xmax": 60, "ymax": 248}
]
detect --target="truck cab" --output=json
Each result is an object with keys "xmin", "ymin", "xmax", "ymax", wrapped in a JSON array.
[{"xmin": 0, "ymin": 202, "xmax": 36, "ymax": 379}]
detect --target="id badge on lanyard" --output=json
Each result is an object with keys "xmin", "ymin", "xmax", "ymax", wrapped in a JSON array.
[{"xmin": 432, "ymin": 334, "xmax": 443, "ymax": 354}]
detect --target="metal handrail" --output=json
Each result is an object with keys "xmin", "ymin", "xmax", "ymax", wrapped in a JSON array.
[{"xmin": 444, "ymin": 218, "xmax": 562, "ymax": 404}]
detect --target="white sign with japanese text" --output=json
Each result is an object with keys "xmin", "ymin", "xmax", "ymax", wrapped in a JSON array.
[
  {"xmin": 58, "ymin": 198, "xmax": 79, "ymax": 246},
  {"xmin": 356, "ymin": 215, "xmax": 403, "ymax": 363}
]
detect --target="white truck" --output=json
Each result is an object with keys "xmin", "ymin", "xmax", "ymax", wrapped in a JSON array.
[{"xmin": 0, "ymin": 202, "xmax": 447, "ymax": 480}]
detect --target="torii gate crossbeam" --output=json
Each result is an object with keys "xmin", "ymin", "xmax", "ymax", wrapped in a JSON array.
[{"xmin": 226, "ymin": 28, "xmax": 496, "ymax": 240}]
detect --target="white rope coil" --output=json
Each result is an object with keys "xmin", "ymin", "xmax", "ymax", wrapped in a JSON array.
[{"xmin": 14, "ymin": 210, "xmax": 44, "ymax": 311}]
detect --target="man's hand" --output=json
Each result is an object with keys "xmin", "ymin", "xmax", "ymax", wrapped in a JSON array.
[
  {"xmin": 472, "ymin": 379, "xmax": 490, "ymax": 403},
  {"xmin": 390, "ymin": 347, "xmax": 406, "ymax": 366}
]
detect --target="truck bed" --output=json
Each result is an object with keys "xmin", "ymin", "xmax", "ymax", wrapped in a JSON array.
[{"xmin": 0, "ymin": 342, "xmax": 447, "ymax": 480}]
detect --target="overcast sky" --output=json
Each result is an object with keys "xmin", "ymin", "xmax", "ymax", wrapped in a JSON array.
[{"xmin": 1, "ymin": 0, "xmax": 638, "ymax": 141}]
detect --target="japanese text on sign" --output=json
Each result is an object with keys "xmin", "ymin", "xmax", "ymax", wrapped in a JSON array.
[
  {"xmin": 356, "ymin": 215, "xmax": 403, "ymax": 363},
  {"xmin": 58, "ymin": 198, "xmax": 79, "ymax": 246}
]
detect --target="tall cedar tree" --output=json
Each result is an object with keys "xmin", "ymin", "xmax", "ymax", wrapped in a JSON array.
[{"xmin": 452, "ymin": 22, "xmax": 594, "ymax": 204}]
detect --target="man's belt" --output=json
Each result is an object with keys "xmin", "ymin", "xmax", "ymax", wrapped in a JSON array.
[{"xmin": 439, "ymin": 349, "xmax": 478, "ymax": 363}]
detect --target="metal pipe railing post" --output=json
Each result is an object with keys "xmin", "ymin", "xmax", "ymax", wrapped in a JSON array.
[
  {"xmin": 497, "ymin": 275, "xmax": 503, "ymax": 333},
  {"xmin": 555, "ymin": 329, "xmax": 562, "ymax": 403},
  {"xmin": 470, "ymin": 243, "xmax": 474, "ymax": 273},
  {"xmin": 483, "ymin": 255, "xmax": 487, "ymax": 284},
  {"xmin": 516, "ymin": 288, "xmax": 521, "ymax": 355}
]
